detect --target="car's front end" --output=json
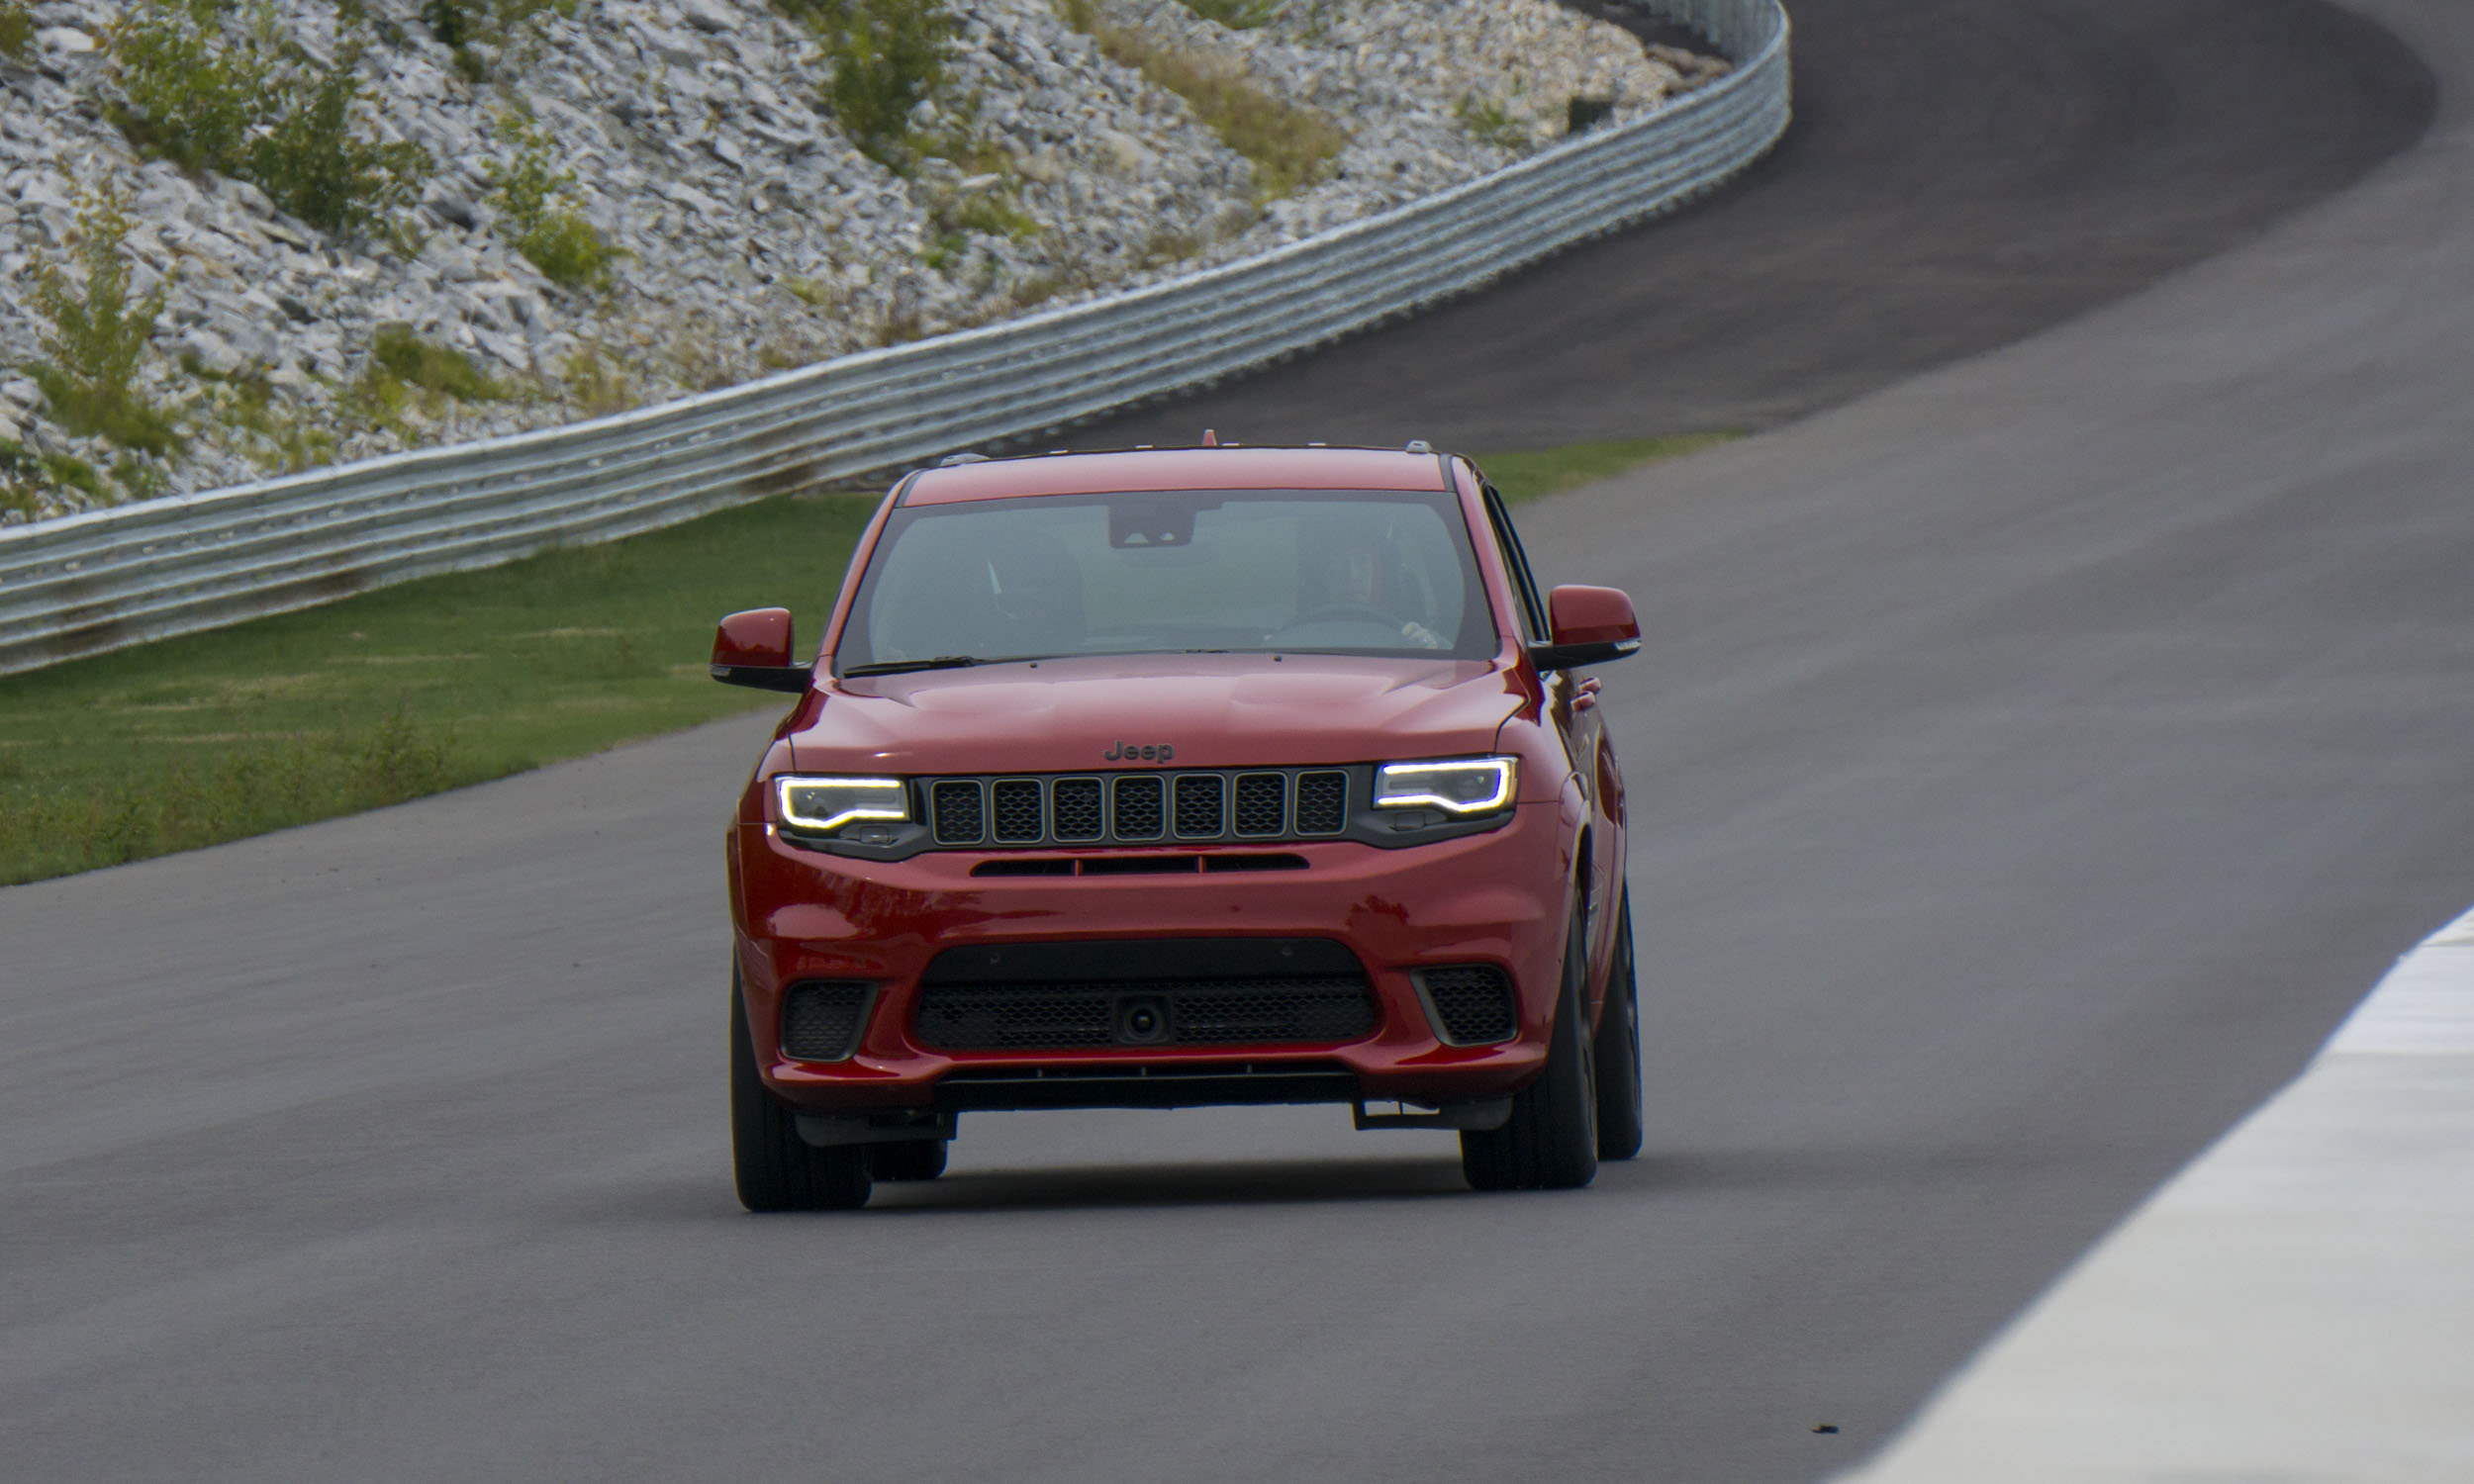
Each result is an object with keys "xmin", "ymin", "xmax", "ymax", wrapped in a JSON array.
[{"xmin": 716, "ymin": 446, "xmax": 1639, "ymax": 1208}]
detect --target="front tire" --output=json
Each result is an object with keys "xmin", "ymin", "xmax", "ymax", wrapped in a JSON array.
[
  {"xmin": 1461, "ymin": 910, "xmax": 1600, "ymax": 1191},
  {"xmin": 1593, "ymin": 888, "xmax": 1645, "ymax": 1161},
  {"xmin": 730, "ymin": 969, "xmax": 871, "ymax": 1211}
]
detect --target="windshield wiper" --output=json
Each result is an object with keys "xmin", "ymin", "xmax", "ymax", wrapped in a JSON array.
[{"xmin": 842, "ymin": 654, "xmax": 984, "ymax": 678}]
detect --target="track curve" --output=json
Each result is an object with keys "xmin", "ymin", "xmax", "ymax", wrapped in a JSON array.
[
  {"xmin": 1, "ymin": 3, "xmax": 2463, "ymax": 1482},
  {"xmin": 1084, "ymin": 0, "xmax": 2432, "ymax": 449}
]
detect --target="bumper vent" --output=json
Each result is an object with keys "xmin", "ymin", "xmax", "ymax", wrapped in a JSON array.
[
  {"xmin": 913, "ymin": 938, "xmax": 1377, "ymax": 1052},
  {"xmin": 917, "ymin": 976, "xmax": 1376, "ymax": 1050},
  {"xmin": 780, "ymin": 980, "xmax": 873, "ymax": 1061},
  {"xmin": 1417, "ymin": 965, "xmax": 1518, "ymax": 1046}
]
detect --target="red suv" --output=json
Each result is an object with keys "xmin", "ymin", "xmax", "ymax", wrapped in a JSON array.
[{"xmin": 714, "ymin": 445, "xmax": 1641, "ymax": 1209}]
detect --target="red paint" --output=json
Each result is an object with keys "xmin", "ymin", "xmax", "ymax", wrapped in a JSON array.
[
  {"xmin": 712, "ymin": 606, "xmax": 794, "ymax": 669},
  {"xmin": 723, "ymin": 447, "xmax": 1632, "ymax": 1121},
  {"xmin": 1546, "ymin": 585, "xmax": 1640, "ymax": 649}
]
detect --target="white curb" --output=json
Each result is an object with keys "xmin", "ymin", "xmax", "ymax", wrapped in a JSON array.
[{"xmin": 1836, "ymin": 903, "xmax": 2474, "ymax": 1483}]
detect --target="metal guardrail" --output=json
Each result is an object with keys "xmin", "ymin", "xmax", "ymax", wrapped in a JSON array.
[{"xmin": 0, "ymin": 0, "xmax": 1788, "ymax": 678}]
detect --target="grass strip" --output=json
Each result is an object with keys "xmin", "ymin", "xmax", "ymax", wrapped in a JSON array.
[
  {"xmin": 0, "ymin": 494, "xmax": 877, "ymax": 885},
  {"xmin": 0, "ymin": 432, "xmax": 1726, "ymax": 886},
  {"xmin": 1474, "ymin": 431, "xmax": 1739, "ymax": 505}
]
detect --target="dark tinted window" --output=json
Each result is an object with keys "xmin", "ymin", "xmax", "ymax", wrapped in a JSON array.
[{"xmin": 838, "ymin": 489, "xmax": 1498, "ymax": 671}]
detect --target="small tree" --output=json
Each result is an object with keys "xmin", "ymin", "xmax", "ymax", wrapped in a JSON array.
[
  {"xmin": 781, "ymin": 0, "xmax": 958, "ymax": 168},
  {"xmin": 484, "ymin": 115, "xmax": 623, "ymax": 290},
  {"xmin": 29, "ymin": 180, "xmax": 181, "ymax": 454},
  {"xmin": 246, "ymin": 39, "xmax": 433, "ymax": 232},
  {"xmin": 108, "ymin": 1, "xmax": 432, "ymax": 235}
]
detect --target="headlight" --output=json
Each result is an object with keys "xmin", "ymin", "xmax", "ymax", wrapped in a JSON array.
[
  {"xmin": 773, "ymin": 776, "xmax": 910, "ymax": 835},
  {"xmin": 1373, "ymin": 756, "xmax": 1518, "ymax": 815}
]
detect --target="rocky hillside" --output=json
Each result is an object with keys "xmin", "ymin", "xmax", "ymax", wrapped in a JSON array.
[{"xmin": 0, "ymin": 0, "xmax": 1722, "ymax": 524}]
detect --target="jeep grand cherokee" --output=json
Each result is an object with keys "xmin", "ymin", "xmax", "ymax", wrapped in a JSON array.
[{"xmin": 715, "ymin": 444, "xmax": 1641, "ymax": 1209}]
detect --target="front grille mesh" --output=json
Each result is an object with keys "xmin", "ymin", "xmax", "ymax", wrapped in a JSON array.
[
  {"xmin": 1294, "ymin": 771, "xmax": 1348, "ymax": 835},
  {"xmin": 1419, "ymin": 965, "xmax": 1518, "ymax": 1045},
  {"xmin": 931, "ymin": 782, "xmax": 983, "ymax": 845},
  {"xmin": 1113, "ymin": 775, "xmax": 1164, "ymax": 838},
  {"xmin": 915, "ymin": 974, "xmax": 1376, "ymax": 1050},
  {"xmin": 780, "ymin": 980, "xmax": 872, "ymax": 1061},
  {"xmin": 993, "ymin": 779, "xmax": 1042, "ymax": 842},
  {"xmin": 924, "ymin": 767, "xmax": 1362, "ymax": 849},
  {"xmin": 1052, "ymin": 778, "xmax": 1103, "ymax": 840},
  {"xmin": 1233, "ymin": 774, "xmax": 1286, "ymax": 836},
  {"xmin": 1174, "ymin": 775, "xmax": 1224, "ymax": 837}
]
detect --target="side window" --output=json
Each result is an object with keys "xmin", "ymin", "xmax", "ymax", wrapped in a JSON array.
[{"xmin": 1481, "ymin": 485, "xmax": 1550, "ymax": 642}]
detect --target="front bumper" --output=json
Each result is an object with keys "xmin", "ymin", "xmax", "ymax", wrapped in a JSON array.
[{"xmin": 730, "ymin": 799, "xmax": 1575, "ymax": 1112}]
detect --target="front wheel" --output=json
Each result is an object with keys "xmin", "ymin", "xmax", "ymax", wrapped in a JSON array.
[
  {"xmin": 1593, "ymin": 887, "xmax": 1644, "ymax": 1160},
  {"xmin": 1461, "ymin": 909, "xmax": 1599, "ymax": 1191},
  {"xmin": 730, "ymin": 969, "xmax": 871, "ymax": 1211}
]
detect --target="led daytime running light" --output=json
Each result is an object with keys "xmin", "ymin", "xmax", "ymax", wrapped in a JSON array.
[
  {"xmin": 774, "ymin": 776, "xmax": 910, "ymax": 835},
  {"xmin": 1373, "ymin": 757, "xmax": 1517, "ymax": 814}
]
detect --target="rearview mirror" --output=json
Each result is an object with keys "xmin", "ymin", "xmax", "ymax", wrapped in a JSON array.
[
  {"xmin": 711, "ymin": 608, "xmax": 811, "ymax": 693},
  {"xmin": 1528, "ymin": 585, "xmax": 1641, "ymax": 671}
]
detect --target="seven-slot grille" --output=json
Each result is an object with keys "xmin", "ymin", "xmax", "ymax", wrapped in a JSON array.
[{"xmin": 923, "ymin": 769, "xmax": 1350, "ymax": 849}]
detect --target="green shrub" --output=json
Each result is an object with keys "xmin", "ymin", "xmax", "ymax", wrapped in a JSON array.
[
  {"xmin": 1061, "ymin": 6, "xmax": 1343, "ymax": 199},
  {"xmin": 108, "ymin": 0, "xmax": 263, "ymax": 172},
  {"xmin": 43, "ymin": 451, "xmax": 106, "ymax": 502},
  {"xmin": 247, "ymin": 41, "xmax": 433, "ymax": 232},
  {"xmin": 485, "ymin": 117, "xmax": 623, "ymax": 290},
  {"xmin": 369, "ymin": 324, "xmax": 504, "ymax": 401},
  {"xmin": 1454, "ymin": 94, "xmax": 1528, "ymax": 152},
  {"xmin": 108, "ymin": 1, "xmax": 433, "ymax": 234},
  {"xmin": 27, "ymin": 181, "xmax": 183, "ymax": 456},
  {"xmin": 1176, "ymin": 0, "xmax": 1279, "ymax": 29},
  {"xmin": 779, "ymin": 0, "xmax": 958, "ymax": 169},
  {"xmin": 0, "ymin": 1, "xmax": 38, "ymax": 58},
  {"xmin": 0, "ymin": 439, "xmax": 46, "ymax": 518},
  {"xmin": 419, "ymin": 0, "xmax": 573, "ymax": 82}
]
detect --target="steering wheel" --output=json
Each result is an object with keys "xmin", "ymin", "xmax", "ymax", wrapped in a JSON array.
[{"xmin": 1275, "ymin": 603, "xmax": 1404, "ymax": 635}]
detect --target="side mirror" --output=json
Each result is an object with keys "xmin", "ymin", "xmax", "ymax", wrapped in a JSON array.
[
  {"xmin": 711, "ymin": 607, "xmax": 812, "ymax": 693},
  {"xmin": 1529, "ymin": 585, "xmax": 1641, "ymax": 671}
]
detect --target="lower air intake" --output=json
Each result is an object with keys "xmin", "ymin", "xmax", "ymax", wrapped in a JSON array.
[
  {"xmin": 1417, "ymin": 965, "xmax": 1518, "ymax": 1046},
  {"xmin": 780, "ymin": 980, "xmax": 873, "ymax": 1061},
  {"xmin": 915, "ymin": 975, "xmax": 1376, "ymax": 1050}
]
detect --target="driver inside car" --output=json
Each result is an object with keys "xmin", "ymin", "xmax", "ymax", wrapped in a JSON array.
[{"xmin": 1296, "ymin": 518, "xmax": 1446, "ymax": 649}]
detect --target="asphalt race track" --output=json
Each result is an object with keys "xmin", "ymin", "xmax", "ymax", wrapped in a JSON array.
[
  {"xmin": 1083, "ymin": 0, "xmax": 2433, "ymax": 450},
  {"xmin": 5, "ymin": 3, "xmax": 2470, "ymax": 1481}
]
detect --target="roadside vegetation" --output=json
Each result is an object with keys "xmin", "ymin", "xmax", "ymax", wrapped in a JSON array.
[
  {"xmin": 0, "ymin": 435, "xmax": 1724, "ymax": 886},
  {"xmin": 1477, "ymin": 432, "xmax": 1739, "ymax": 504},
  {"xmin": 775, "ymin": 0, "xmax": 960, "ymax": 171},
  {"xmin": 485, "ymin": 114, "xmax": 624, "ymax": 291},
  {"xmin": 0, "ymin": 0, "xmax": 36, "ymax": 59},
  {"xmin": 1057, "ymin": 0, "xmax": 1344, "ymax": 200},
  {"xmin": 28, "ymin": 182, "xmax": 179, "ymax": 459},
  {"xmin": 108, "ymin": 0, "xmax": 433, "ymax": 234},
  {"xmin": 0, "ymin": 494, "xmax": 879, "ymax": 885}
]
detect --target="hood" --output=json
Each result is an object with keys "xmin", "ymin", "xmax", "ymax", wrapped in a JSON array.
[{"xmin": 791, "ymin": 652, "xmax": 1524, "ymax": 775}]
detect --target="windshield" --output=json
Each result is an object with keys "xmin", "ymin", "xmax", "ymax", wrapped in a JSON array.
[{"xmin": 836, "ymin": 489, "xmax": 1496, "ymax": 672}]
